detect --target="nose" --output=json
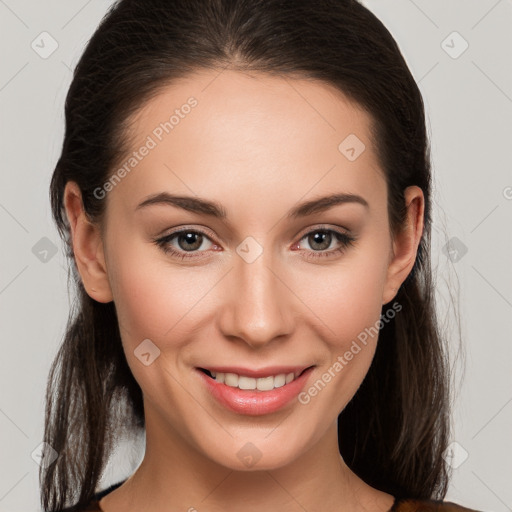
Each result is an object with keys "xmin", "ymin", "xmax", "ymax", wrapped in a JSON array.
[{"xmin": 217, "ymin": 246, "xmax": 295, "ymax": 349}]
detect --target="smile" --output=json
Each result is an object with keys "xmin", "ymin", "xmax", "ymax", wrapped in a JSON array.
[
  {"xmin": 196, "ymin": 366, "xmax": 316, "ymax": 415},
  {"xmin": 199, "ymin": 368, "xmax": 308, "ymax": 391}
]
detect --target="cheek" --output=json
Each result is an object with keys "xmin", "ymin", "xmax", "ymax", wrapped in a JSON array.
[
  {"xmin": 106, "ymin": 247, "xmax": 218, "ymax": 400},
  {"xmin": 107, "ymin": 238, "xmax": 221, "ymax": 348},
  {"xmin": 297, "ymin": 279, "xmax": 386, "ymax": 417},
  {"xmin": 293, "ymin": 233, "xmax": 390, "ymax": 409},
  {"xmin": 299, "ymin": 236, "xmax": 390, "ymax": 346}
]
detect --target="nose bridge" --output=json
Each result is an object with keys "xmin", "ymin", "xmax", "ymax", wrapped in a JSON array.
[{"xmin": 218, "ymin": 241, "xmax": 294, "ymax": 348}]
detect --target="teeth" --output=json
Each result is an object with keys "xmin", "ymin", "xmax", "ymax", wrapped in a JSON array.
[{"xmin": 209, "ymin": 371, "xmax": 298, "ymax": 390}]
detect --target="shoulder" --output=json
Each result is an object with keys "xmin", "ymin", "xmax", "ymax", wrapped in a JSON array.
[{"xmin": 393, "ymin": 498, "xmax": 484, "ymax": 512}]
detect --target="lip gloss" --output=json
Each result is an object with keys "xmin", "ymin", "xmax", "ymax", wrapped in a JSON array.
[{"xmin": 196, "ymin": 367, "xmax": 314, "ymax": 415}]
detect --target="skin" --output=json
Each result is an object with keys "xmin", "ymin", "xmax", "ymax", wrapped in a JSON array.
[{"xmin": 63, "ymin": 69, "xmax": 424, "ymax": 512}]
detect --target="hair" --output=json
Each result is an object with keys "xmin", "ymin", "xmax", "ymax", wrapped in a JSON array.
[{"xmin": 42, "ymin": 0, "xmax": 452, "ymax": 510}]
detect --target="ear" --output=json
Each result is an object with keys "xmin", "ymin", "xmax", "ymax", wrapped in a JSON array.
[
  {"xmin": 382, "ymin": 185, "xmax": 425, "ymax": 305},
  {"xmin": 63, "ymin": 181, "xmax": 113, "ymax": 303}
]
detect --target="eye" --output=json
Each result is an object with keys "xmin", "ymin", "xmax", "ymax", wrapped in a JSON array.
[
  {"xmin": 293, "ymin": 227, "xmax": 357, "ymax": 260},
  {"xmin": 153, "ymin": 228, "xmax": 220, "ymax": 260},
  {"xmin": 153, "ymin": 225, "xmax": 357, "ymax": 262}
]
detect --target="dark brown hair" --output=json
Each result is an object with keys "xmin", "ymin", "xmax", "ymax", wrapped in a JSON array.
[{"xmin": 43, "ymin": 0, "xmax": 451, "ymax": 510}]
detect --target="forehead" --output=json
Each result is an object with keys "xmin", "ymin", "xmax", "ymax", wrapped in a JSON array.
[{"xmin": 109, "ymin": 69, "xmax": 386, "ymax": 214}]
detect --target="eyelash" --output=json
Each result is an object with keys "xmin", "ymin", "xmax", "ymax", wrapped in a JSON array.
[{"xmin": 153, "ymin": 226, "xmax": 357, "ymax": 262}]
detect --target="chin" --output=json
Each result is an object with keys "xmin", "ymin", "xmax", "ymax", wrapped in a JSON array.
[{"xmin": 202, "ymin": 432, "xmax": 310, "ymax": 472}]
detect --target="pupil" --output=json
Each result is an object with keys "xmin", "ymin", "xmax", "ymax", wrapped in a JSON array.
[
  {"xmin": 310, "ymin": 231, "xmax": 331, "ymax": 251},
  {"xmin": 179, "ymin": 232, "xmax": 202, "ymax": 251}
]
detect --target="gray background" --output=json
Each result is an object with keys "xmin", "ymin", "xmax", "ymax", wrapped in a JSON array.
[{"xmin": 1, "ymin": 1, "xmax": 511, "ymax": 511}]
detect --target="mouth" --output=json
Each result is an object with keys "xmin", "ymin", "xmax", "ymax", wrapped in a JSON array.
[
  {"xmin": 197, "ymin": 366, "xmax": 314, "ymax": 392},
  {"xmin": 196, "ymin": 364, "xmax": 316, "ymax": 415}
]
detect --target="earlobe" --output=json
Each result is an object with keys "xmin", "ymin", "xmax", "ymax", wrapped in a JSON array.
[
  {"xmin": 63, "ymin": 181, "xmax": 113, "ymax": 303},
  {"xmin": 382, "ymin": 186, "xmax": 425, "ymax": 305}
]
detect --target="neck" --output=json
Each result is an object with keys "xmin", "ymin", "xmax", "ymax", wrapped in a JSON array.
[{"xmin": 100, "ymin": 410, "xmax": 394, "ymax": 512}]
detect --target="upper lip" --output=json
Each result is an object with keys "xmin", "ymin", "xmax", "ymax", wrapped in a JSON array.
[{"xmin": 198, "ymin": 365, "xmax": 314, "ymax": 378}]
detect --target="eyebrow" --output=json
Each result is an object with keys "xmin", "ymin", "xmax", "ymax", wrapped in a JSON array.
[{"xmin": 135, "ymin": 191, "xmax": 369, "ymax": 219}]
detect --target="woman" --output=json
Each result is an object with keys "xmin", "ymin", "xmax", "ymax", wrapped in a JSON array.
[{"xmin": 42, "ymin": 0, "xmax": 481, "ymax": 511}]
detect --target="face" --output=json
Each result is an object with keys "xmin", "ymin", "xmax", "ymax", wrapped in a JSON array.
[{"xmin": 67, "ymin": 69, "xmax": 422, "ymax": 471}]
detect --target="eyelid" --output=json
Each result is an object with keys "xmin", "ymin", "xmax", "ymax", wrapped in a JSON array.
[
  {"xmin": 158, "ymin": 224, "xmax": 216, "ymax": 239},
  {"xmin": 152, "ymin": 226, "xmax": 219, "ymax": 259},
  {"xmin": 294, "ymin": 223, "xmax": 352, "ymax": 241},
  {"xmin": 154, "ymin": 223, "xmax": 356, "ymax": 260},
  {"xmin": 157, "ymin": 223, "xmax": 352, "ymax": 245},
  {"xmin": 292, "ymin": 225, "xmax": 357, "ymax": 258}
]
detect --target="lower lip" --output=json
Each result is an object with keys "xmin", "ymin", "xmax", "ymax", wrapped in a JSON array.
[{"xmin": 197, "ymin": 367, "xmax": 315, "ymax": 416}]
